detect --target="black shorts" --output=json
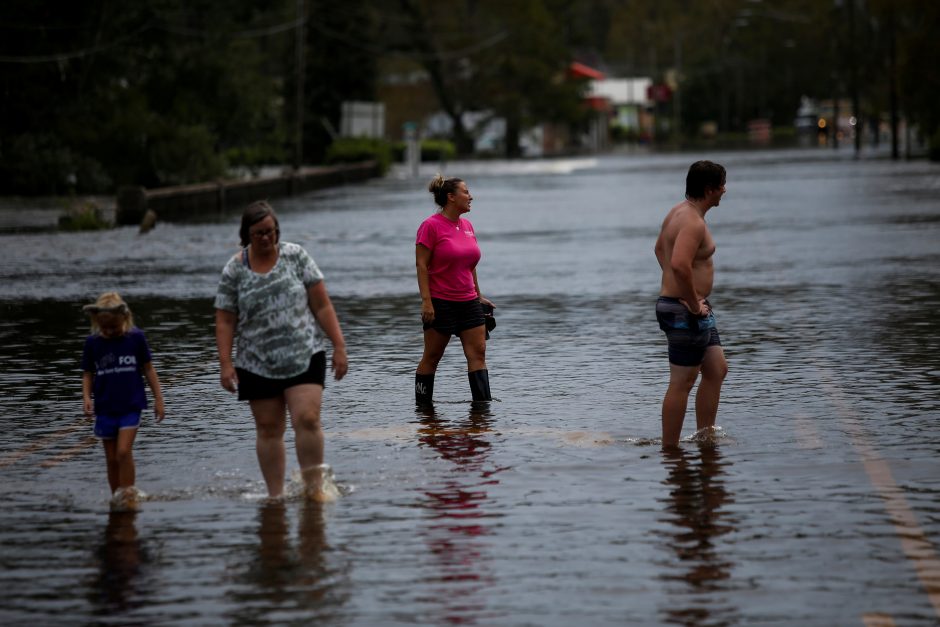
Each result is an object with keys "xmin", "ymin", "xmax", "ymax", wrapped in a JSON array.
[
  {"xmin": 236, "ymin": 352, "xmax": 326, "ymax": 401},
  {"xmin": 656, "ymin": 297, "xmax": 722, "ymax": 367},
  {"xmin": 423, "ymin": 297, "xmax": 485, "ymax": 337}
]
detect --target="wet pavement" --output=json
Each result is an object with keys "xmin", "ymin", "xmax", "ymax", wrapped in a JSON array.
[{"xmin": 0, "ymin": 148, "xmax": 938, "ymax": 625}]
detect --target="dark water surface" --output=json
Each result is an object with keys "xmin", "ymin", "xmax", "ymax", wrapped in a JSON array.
[{"xmin": 1, "ymin": 149, "xmax": 938, "ymax": 625}]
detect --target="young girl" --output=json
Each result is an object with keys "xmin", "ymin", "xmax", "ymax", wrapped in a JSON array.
[{"xmin": 81, "ymin": 292, "xmax": 165, "ymax": 510}]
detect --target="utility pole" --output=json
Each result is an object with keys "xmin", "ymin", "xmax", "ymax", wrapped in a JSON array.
[
  {"xmin": 888, "ymin": 3, "xmax": 899, "ymax": 160},
  {"xmin": 673, "ymin": 33, "xmax": 682, "ymax": 144},
  {"xmin": 293, "ymin": 0, "xmax": 306, "ymax": 171},
  {"xmin": 848, "ymin": 0, "xmax": 860, "ymax": 157},
  {"xmin": 831, "ymin": 1, "xmax": 840, "ymax": 150}
]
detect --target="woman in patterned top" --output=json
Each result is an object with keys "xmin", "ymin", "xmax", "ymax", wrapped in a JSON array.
[{"xmin": 215, "ymin": 200, "xmax": 348, "ymax": 502}]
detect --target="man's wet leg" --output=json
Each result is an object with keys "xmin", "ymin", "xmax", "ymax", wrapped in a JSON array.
[
  {"xmin": 662, "ymin": 363, "xmax": 699, "ymax": 447},
  {"xmin": 695, "ymin": 345, "xmax": 727, "ymax": 431}
]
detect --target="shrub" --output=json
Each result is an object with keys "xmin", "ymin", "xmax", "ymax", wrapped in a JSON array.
[
  {"xmin": 58, "ymin": 200, "xmax": 110, "ymax": 231},
  {"xmin": 419, "ymin": 139, "xmax": 456, "ymax": 162},
  {"xmin": 610, "ymin": 125, "xmax": 638, "ymax": 143},
  {"xmin": 0, "ymin": 133, "xmax": 112, "ymax": 195},
  {"xmin": 392, "ymin": 139, "xmax": 456, "ymax": 163},
  {"xmin": 324, "ymin": 137, "xmax": 392, "ymax": 174},
  {"xmin": 929, "ymin": 129, "xmax": 940, "ymax": 162},
  {"xmin": 149, "ymin": 124, "xmax": 226, "ymax": 186}
]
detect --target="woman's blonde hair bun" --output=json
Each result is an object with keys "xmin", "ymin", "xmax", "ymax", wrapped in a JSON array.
[
  {"xmin": 427, "ymin": 173, "xmax": 445, "ymax": 194},
  {"xmin": 427, "ymin": 173, "xmax": 463, "ymax": 208}
]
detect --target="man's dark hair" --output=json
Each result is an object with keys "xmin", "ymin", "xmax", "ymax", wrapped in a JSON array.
[{"xmin": 685, "ymin": 161, "xmax": 726, "ymax": 200}]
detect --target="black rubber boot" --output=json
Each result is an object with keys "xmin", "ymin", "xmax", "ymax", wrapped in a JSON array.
[
  {"xmin": 468, "ymin": 369, "xmax": 491, "ymax": 402},
  {"xmin": 415, "ymin": 373, "xmax": 435, "ymax": 406}
]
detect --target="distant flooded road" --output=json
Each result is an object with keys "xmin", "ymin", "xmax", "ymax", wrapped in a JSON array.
[{"xmin": 1, "ymin": 148, "xmax": 938, "ymax": 625}]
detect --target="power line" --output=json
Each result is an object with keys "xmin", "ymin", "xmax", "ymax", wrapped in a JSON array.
[
  {"xmin": 0, "ymin": 21, "xmax": 153, "ymax": 64},
  {"xmin": 310, "ymin": 21, "xmax": 509, "ymax": 61},
  {"xmin": 0, "ymin": 9, "xmax": 508, "ymax": 66},
  {"xmin": 0, "ymin": 13, "xmax": 305, "ymax": 65},
  {"xmin": 157, "ymin": 15, "xmax": 305, "ymax": 39}
]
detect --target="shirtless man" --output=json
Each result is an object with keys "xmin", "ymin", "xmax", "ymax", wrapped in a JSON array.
[{"xmin": 654, "ymin": 160, "xmax": 729, "ymax": 448}]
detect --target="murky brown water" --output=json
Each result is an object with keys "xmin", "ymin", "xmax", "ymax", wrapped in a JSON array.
[{"xmin": 1, "ymin": 149, "xmax": 938, "ymax": 625}]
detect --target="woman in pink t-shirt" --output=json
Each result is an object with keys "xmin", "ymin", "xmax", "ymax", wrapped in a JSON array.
[{"xmin": 415, "ymin": 174, "xmax": 496, "ymax": 404}]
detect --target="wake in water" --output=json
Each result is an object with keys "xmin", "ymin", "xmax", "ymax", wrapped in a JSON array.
[
  {"xmin": 248, "ymin": 465, "xmax": 350, "ymax": 505},
  {"xmin": 622, "ymin": 425, "xmax": 732, "ymax": 448},
  {"xmin": 109, "ymin": 465, "xmax": 353, "ymax": 507}
]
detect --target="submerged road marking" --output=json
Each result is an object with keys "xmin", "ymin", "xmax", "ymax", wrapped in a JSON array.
[
  {"xmin": 815, "ymin": 364, "xmax": 940, "ymax": 619},
  {"xmin": 792, "ymin": 411, "xmax": 823, "ymax": 449},
  {"xmin": 0, "ymin": 421, "xmax": 87, "ymax": 468},
  {"xmin": 39, "ymin": 435, "xmax": 99, "ymax": 468},
  {"xmin": 334, "ymin": 426, "xmax": 620, "ymax": 447},
  {"xmin": 861, "ymin": 613, "xmax": 896, "ymax": 627}
]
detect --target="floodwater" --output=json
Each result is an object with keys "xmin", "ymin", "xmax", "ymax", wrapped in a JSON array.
[{"xmin": 1, "ymin": 148, "xmax": 939, "ymax": 625}]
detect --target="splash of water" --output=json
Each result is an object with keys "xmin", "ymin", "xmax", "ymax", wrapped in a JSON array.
[
  {"xmin": 109, "ymin": 486, "xmax": 146, "ymax": 512},
  {"xmin": 288, "ymin": 464, "xmax": 343, "ymax": 503},
  {"xmin": 685, "ymin": 425, "xmax": 731, "ymax": 445}
]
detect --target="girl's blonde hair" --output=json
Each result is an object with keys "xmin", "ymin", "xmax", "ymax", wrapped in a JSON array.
[{"xmin": 83, "ymin": 292, "xmax": 134, "ymax": 335}]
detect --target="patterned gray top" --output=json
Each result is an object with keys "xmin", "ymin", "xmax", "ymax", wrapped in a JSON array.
[{"xmin": 214, "ymin": 242, "xmax": 325, "ymax": 378}]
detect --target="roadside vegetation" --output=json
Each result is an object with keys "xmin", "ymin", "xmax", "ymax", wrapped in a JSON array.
[{"xmin": 1, "ymin": 0, "xmax": 937, "ymax": 196}]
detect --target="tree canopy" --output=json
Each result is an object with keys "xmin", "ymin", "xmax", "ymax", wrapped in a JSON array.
[{"xmin": 1, "ymin": 0, "xmax": 936, "ymax": 194}]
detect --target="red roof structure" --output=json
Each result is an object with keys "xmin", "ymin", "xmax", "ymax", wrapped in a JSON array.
[
  {"xmin": 583, "ymin": 96, "xmax": 611, "ymax": 112},
  {"xmin": 568, "ymin": 61, "xmax": 605, "ymax": 81}
]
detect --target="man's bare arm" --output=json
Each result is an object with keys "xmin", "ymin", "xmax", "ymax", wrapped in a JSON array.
[{"xmin": 669, "ymin": 221, "xmax": 706, "ymax": 314}]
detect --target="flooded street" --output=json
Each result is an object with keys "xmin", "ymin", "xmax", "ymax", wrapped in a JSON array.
[{"xmin": 1, "ymin": 148, "xmax": 938, "ymax": 625}]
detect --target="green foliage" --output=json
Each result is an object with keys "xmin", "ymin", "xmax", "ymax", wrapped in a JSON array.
[
  {"xmin": 392, "ymin": 139, "xmax": 456, "ymax": 162},
  {"xmin": 58, "ymin": 200, "xmax": 110, "ymax": 231},
  {"xmin": 893, "ymin": 1, "xmax": 940, "ymax": 141},
  {"xmin": 324, "ymin": 137, "xmax": 392, "ymax": 174},
  {"xmin": 609, "ymin": 125, "xmax": 639, "ymax": 144},
  {"xmin": 0, "ymin": 134, "xmax": 112, "ymax": 195},
  {"xmin": 0, "ymin": 0, "xmax": 294, "ymax": 194},
  {"xmin": 419, "ymin": 139, "xmax": 455, "ymax": 162},
  {"xmin": 3, "ymin": 0, "xmax": 937, "ymax": 198},
  {"xmin": 300, "ymin": 0, "xmax": 380, "ymax": 165},
  {"xmin": 149, "ymin": 124, "xmax": 227, "ymax": 186},
  {"xmin": 929, "ymin": 130, "xmax": 940, "ymax": 162},
  {"xmin": 385, "ymin": 0, "xmax": 585, "ymax": 157}
]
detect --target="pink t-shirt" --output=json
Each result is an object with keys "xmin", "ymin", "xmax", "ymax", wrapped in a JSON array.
[{"xmin": 416, "ymin": 213, "xmax": 481, "ymax": 301}]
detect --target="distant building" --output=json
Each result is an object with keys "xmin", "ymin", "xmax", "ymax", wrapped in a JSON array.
[
  {"xmin": 585, "ymin": 77, "xmax": 655, "ymax": 144},
  {"xmin": 588, "ymin": 78, "xmax": 653, "ymax": 134},
  {"xmin": 340, "ymin": 101, "xmax": 385, "ymax": 139},
  {"xmin": 795, "ymin": 95, "xmax": 857, "ymax": 147},
  {"xmin": 377, "ymin": 59, "xmax": 641, "ymax": 157}
]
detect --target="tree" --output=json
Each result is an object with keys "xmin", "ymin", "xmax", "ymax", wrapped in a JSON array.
[
  {"xmin": 0, "ymin": 0, "xmax": 294, "ymax": 193},
  {"xmin": 384, "ymin": 0, "xmax": 585, "ymax": 157},
  {"xmin": 298, "ymin": 0, "xmax": 381, "ymax": 165}
]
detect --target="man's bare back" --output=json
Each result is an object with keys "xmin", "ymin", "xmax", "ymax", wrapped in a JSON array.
[{"xmin": 655, "ymin": 200, "xmax": 717, "ymax": 314}]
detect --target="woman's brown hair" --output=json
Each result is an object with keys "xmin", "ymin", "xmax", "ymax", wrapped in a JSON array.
[{"xmin": 239, "ymin": 200, "xmax": 280, "ymax": 247}]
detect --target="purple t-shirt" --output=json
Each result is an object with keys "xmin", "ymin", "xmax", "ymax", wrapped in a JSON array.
[
  {"xmin": 81, "ymin": 328, "xmax": 152, "ymax": 416},
  {"xmin": 416, "ymin": 213, "xmax": 481, "ymax": 301}
]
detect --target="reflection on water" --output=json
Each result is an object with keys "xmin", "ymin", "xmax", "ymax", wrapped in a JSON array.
[
  {"xmin": 659, "ymin": 444, "xmax": 737, "ymax": 626},
  {"xmin": 228, "ymin": 502, "xmax": 348, "ymax": 624},
  {"xmin": 90, "ymin": 512, "xmax": 148, "ymax": 616},
  {"xmin": 416, "ymin": 404, "xmax": 507, "ymax": 624}
]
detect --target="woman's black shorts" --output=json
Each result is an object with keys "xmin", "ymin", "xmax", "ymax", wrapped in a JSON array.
[
  {"xmin": 236, "ymin": 351, "xmax": 326, "ymax": 401},
  {"xmin": 423, "ymin": 297, "xmax": 485, "ymax": 337}
]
